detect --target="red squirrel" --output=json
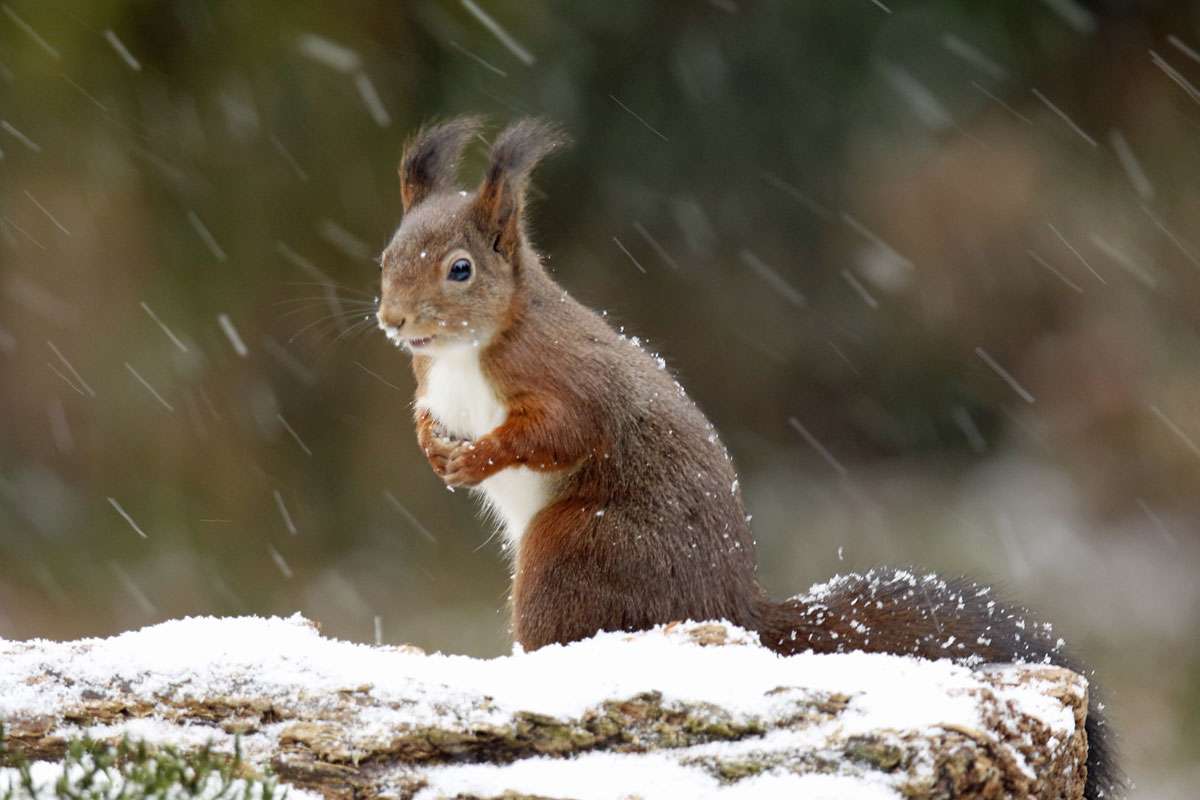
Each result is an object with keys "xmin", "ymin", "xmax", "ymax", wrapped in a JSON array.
[{"xmin": 375, "ymin": 117, "xmax": 1118, "ymax": 798}]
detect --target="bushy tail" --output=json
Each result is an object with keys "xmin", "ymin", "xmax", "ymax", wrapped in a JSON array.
[{"xmin": 756, "ymin": 568, "xmax": 1121, "ymax": 799}]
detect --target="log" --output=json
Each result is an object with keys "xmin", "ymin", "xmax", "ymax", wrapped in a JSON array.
[{"xmin": 0, "ymin": 615, "xmax": 1088, "ymax": 799}]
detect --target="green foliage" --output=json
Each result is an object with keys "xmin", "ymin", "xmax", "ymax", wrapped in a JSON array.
[{"xmin": 0, "ymin": 726, "xmax": 285, "ymax": 800}]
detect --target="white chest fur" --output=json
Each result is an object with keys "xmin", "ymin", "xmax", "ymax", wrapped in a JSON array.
[{"xmin": 416, "ymin": 347, "xmax": 553, "ymax": 552}]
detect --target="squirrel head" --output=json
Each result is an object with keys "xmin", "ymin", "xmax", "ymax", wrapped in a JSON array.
[{"xmin": 377, "ymin": 116, "xmax": 568, "ymax": 355}]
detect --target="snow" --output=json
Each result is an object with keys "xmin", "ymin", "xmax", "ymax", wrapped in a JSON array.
[
  {"xmin": 979, "ymin": 663, "xmax": 1082, "ymax": 734},
  {"xmin": 0, "ymin": 615, "xmax": 1082, "ymax": 800},
  {"xmin": 417, "ymin": 752, "xmax": 901, "ymax": 800},
  {"xmin": 2, "ymin": 613, "xmax": 983, "ymax": 726}
]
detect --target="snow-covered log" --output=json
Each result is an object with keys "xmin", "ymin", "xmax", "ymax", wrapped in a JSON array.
[{"xmin": 1, "ymin": 615, "xmax": 1088, "ymax": 800}]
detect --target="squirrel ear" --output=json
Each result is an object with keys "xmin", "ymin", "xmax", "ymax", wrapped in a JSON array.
[
  {"xmin": 473, "ymin": 118, "xmax": 569, "ymax": 261},
  {"xmin": 399, "ymin": 116, "xmax": 484, "ymax": 212}
]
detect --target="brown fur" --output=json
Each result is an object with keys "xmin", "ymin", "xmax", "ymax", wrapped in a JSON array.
[{"xmin": 378, "ymin": 117, "xmax": 1119, "ymax": 798}]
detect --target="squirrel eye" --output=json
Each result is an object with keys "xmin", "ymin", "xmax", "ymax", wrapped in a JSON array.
[{"xmin": 447, "ymin": 257, "xmax": 472, "ymax": 282}]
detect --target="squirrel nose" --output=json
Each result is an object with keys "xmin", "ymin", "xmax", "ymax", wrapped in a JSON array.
[{"xmin": 378, "ymin": 309, "xmax": 407, "ymax": 329}]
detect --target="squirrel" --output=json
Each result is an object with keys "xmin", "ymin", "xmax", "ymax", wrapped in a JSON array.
[{"xmin": 375, "ymin": 116, "xmax": 1119, "ymax": 798}]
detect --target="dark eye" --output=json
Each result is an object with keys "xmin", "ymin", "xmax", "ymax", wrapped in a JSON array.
[{"xmin": 447, "ymin": 257, "xmax": 472, "ymax": 282}]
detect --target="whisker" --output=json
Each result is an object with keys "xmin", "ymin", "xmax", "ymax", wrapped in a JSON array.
[
  {"xmin": 298, "ymin": 308, "xmax": 383, "ymax": 343},
  {"xmin": 276, "ymin": 304, "xmax": 376, "ymax": 322},
  {"xmin": 288, "ymin": 311, "xmax": 361, "ymax": 342},
  {"xmin": 273, "ymin": 296, "xmax": 378, "ymax": 307},
  {"xmin": 332, "ymin": 316, "xmax": 379, "ymax": 345},
  {"xmin": 300, "ymin": 316, "xmax": 381, "ymax": 361},
  {"xmin": 274, "ymin": 300, "xmax": 374, "ymax": 316},
  {"xmin": 275, "ymin": 295, "xmax": 375, "ymax": 312},
  {"xmin": 282, "ymin": 281, "xmax": 377, "ymax": 297}
]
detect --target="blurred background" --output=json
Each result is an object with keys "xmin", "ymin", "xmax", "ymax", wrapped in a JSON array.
[{"xmin": 1, "ymin": 0, "xmax": 1198, "ymax": 793}]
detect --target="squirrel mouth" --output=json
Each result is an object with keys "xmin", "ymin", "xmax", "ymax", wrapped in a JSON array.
[{"xmin": 405, "ymin": 336, "xmax": 436, "ymax": 350}]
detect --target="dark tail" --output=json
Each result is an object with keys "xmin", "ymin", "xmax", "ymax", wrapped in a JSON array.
[{"xmin": 756, "ymin": 568, "xmax": 1122, "ymax": 799}]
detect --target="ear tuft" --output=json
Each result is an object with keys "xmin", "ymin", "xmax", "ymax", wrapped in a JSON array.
[
  {"xmin": 475, "ymin": 118, "xmax": 570, "ymax": 260},
  {"xmin": 399, "ymin": 115, "xmax": 485, "ymax": 212},
  {"xmin": 484, "ymin": 118, "xmax": 571, "ymax": 187}
]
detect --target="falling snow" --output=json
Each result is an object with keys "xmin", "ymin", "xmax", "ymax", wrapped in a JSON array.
[
  {"xmin": 217, "ymin": 313, "xmax": 249, "ymax": 357},
  {"xmin": 0, "ymin": 5, "xmax": 1195, "ymax": 792}
]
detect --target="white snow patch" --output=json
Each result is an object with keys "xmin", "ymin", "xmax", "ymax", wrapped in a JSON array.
[
  {"xmin": 1, "ymin": 614, "xmax": 998, "ymax": 730},
  {"xmin": 417, "ymin": 751, "xmax": 901, "ymax": 800}
]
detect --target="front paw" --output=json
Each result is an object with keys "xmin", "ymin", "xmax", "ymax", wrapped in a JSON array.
[
  {"xmin": 421, "ymin": 433, "xmax": 463, "ymax": 479},
  {"xmin": 443, "ymin": 440, "xmax": 489, "ymax": 488}
]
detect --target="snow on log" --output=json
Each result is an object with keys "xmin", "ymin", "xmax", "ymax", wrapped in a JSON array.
[{"xmin": 1, "ymin": 615, "xmax": 1088, "ymax": 800}]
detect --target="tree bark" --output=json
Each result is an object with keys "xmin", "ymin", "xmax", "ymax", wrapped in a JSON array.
[{"xmin": 0, "ymin": 617, "xmax": 1088, "ymax": 799}]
